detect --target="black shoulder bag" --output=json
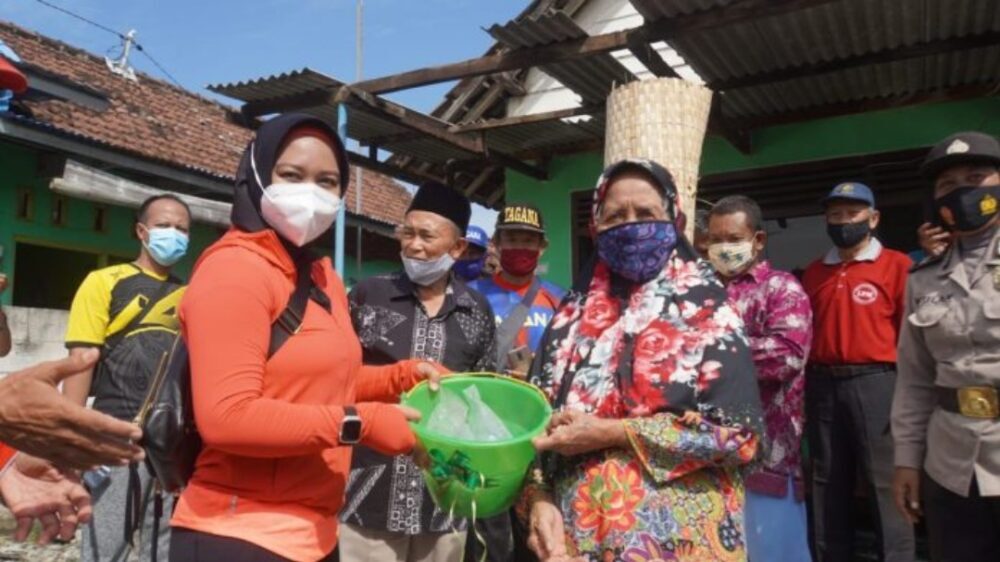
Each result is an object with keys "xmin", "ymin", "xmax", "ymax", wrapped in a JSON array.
[{"xmin": 136, "ymin": 265, "xmax": 314, "ymax": 492}]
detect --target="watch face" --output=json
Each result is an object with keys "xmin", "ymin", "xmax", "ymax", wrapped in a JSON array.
[{"xmin": 342, "ymin": 419, "xmax": 362, "ymax": 444}]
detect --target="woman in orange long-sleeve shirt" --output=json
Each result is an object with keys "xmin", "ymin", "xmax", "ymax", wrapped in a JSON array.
[{"xmin": 169, "ymin": 114, "xmax": 442, "ymax": 562}]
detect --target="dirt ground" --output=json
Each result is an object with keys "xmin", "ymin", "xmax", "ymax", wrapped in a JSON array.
[{"xmin": 0, "ymin": 509, "xmax": 79, "ymax": 562}]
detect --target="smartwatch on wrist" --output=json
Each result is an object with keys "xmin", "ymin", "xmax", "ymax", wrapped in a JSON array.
[{"xmin": 340, "ymin": 405, "xmax": 362, "ymax": 445}]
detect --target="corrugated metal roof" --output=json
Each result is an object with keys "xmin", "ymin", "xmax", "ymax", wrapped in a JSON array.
[
  {"xmin": 208, "ymin": 0, "xmax": 1000, "ymax": 209},
  {"xmin": 488, "ymin": 12, "xmax": 636, "ymax": 103},
  {"xmin": 662, "ymin": 0, "xmax": 1000, "ymax": 119},
  {"xmin": 630, "ymin": 0, "xmax": 737, "ymax": 21},
  {"xmin": 485, "ymin": 116, "xmax": 605, "ymax": 154},
  {"xmin": 384, "ymin": 138, "xmax": 474, "ymax": 164},
  {"xmin": 210, "ymin": 68, "xmax": 484, "ymax": 167},
  {"xmin": 720, "ymin": 46, "xmax": 1000, "ymax": 119},
  {"xmin": 209, "ymin": 68, "xmax": 342, "ymax": 102}
]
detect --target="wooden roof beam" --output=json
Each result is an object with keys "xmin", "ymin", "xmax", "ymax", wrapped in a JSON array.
[
  {"xmin": 435, "ymin": 76, "xmax": 491, "ymax": 121},
  {"xmin": 514, "ymin": 137, "xmax": 604, "ymax": 160},
  {"xmin": 449, "ymin": 104, "xmax": 604, "ymax": 133},
  {"xmin": 346, "ymin": 150, "xmax": 445, "ymax": 187},
  {"xmin": 496, "ymin": 72, "xmax": 528, "ymax": 96},
  {"xmin": 486, "ymin": 141, "xmax": 550, "ymax": 182},
  {"xmin": 464, "ymin": 165, "xmax": 501, "ymax": 197},
  {"xmin": 460, "ymin": 81, "xmax": 508, "ymax": 125},
  {"xmin": 350, "ymin": 0, "xmax": 839, "ymax": 95},
  {"xmin": 337, "ymin": 87, "xmax": 485, "ymax": 154},
  {"xmin": 359, "ymin": 130, "xmax": 426, "ymax": 147},
  {"xmin": 626, "ymin": 39, "xmax": 751, "ymax": 154},
  {"xmin": 627, "ymin": 36, "xmax": 679, "ymax": 79},
  {"xmin": 713, "ymin": 30, "xmax": 1000, "ymax": 91},
  {"xmin": 337, "ymin": 87, "xmax": 548, "ymax": 181}
]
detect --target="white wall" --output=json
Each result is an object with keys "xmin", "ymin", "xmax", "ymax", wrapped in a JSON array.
[
  {"xmin": 0, "ymin": 306, "xmax": 70, "ymax": 377},
  {"xmin": 506, "ymin": 0, "xmax": 703, "ymax": 118}
]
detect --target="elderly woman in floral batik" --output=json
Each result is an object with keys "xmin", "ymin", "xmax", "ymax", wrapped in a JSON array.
[{"xmin": 523, "ymin": 159, "xmax": 765, "ymax": 562}]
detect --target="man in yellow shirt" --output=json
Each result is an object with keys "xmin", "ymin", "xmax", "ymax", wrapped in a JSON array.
[{"xmin": 62, "ymin": 194, "xmax": 191, "ymax": 562}]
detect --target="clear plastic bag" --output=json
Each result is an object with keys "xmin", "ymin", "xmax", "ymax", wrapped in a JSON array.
[
  {"xmin": 425, "ymin": 386, "xmax": 512, "ymax": 442},
  {"xmin": 426, "ymin": 387, "xmax": 472, "ymax": 439},
  {"xmin": 462, "ymin": 386, "xmax": 512, "ymax": 442}
]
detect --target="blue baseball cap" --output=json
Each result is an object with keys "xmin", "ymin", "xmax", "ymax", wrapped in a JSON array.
[
  {"xmin": 465, "ymin": 225, "xmax": 489, "ymax": 249},
  {"xmin": 822, "ymin": 182, "xmax": 875, "ymax": 207}
]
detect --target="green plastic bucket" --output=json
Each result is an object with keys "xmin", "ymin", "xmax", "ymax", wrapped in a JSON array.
[{"xmin": 401, "ymin": 373, "xmax": 552, "ymax": 519}]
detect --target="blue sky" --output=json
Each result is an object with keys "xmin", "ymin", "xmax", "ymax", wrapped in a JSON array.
[{"xmin": 3, "ymin": 0, "xmax": 521, "ymax": 228}]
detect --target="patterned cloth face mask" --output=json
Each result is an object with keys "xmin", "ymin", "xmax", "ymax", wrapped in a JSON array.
[
  {"xmin": 596, "ymin": 220, "xmax": 678, "ymax": 284},
  {"xmin": 707, "ymin": 241, "xmax": 755, "ymax": 277}
]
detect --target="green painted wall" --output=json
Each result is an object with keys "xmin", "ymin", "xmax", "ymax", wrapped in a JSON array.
[
  {"xmin": 1, "ymin": 140, "xmax": 398, "ymax": 306},
  {"xmin": 508, "ymin": 96, "xmax": 1000, "ymax": 288},
  {"xmin": 702, "ymin": 96, "xmax": 1000, "ymax": 175},
  {"xmin": 343, "ymin": 257, "xmax": 399, "ymax": 288},
  {"xmin": 0, "ymin": 141, "xmax": 217, "ymax": 307},
  {"xmin": 507, "ymin": 152, "xmax": 602, "ymax": 290}
]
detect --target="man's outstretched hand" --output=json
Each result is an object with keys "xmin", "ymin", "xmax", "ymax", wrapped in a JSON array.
[{"xmin": 0, "ymin": 350, "xmax": 144, "ymax": 470}]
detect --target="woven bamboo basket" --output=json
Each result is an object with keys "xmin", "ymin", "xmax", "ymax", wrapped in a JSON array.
[{"xmin": 604, "ymin": 78, "xmax": 713, "ymax": 239}]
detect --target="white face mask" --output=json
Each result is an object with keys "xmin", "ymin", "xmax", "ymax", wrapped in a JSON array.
[
  {"xmin": 251, "ymin": 144, "xmax": 342, "ymax": 247},
  {"xmin": 401, "ymin": 252, "xmax": 455, "ymax": 286},
  {"xmin": 707, "ymin": 240, "xmax": 756, "ymax": 277}
]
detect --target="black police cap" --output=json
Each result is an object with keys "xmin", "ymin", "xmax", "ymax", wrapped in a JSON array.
[{"xmin": 921, "ymin": 132, "xmax": 1000, "ymax": 179}]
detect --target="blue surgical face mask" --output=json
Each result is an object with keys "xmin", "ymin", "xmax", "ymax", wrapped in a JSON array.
[
  {"xmin": 453, "ymin": 256, "xmax": 485, "ymax": 282},
  {"xmin": 143, "ymin": 226, "xmax": 189, "ymax": 267}
]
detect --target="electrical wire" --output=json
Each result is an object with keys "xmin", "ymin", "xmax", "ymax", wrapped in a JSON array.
[
  {"xmin": 134, "ymin": 44, "xmax": 183, "ymax": 88},
  {"xmin": 30, "ymin": 0, "xmax": 185, "ymax": 88},
  {"xmin": 31, "ymin": 0, "xmax": 124, "ymax": 40}
]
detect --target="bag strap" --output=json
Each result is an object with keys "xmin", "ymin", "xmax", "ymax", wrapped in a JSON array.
[
  {"xmin": 494, "ymin": 277, "xmax": 542, "ymax": 368},
  {"xmin": 151, "ymin": 491, "xmax": 163, "ymax": 562},
  {"xmin": 268, "ymin": 266, "xmax": 313, "ymax": 358},
  {"xmin": 123, "ymin": 463, "xmax": 142, "ymax": 546}
]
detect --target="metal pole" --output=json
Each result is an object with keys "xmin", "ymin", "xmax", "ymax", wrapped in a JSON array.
[
  {"xmin": 355, "ymin": 0, "xmax": 364, "ymax": 278},
  {"xmin": 335, "ymin": 104, "xmax": 347, "ymax": 277}
]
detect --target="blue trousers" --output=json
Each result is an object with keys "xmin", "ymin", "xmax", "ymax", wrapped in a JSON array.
[{"xmin": 745, "ymin": 475, "xmax": 812, "ymax": 562}]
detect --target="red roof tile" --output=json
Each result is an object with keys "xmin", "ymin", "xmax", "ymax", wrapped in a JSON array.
[{"xmin": 0, "ymin": 20, "xmax": 410, "ymax": 225}]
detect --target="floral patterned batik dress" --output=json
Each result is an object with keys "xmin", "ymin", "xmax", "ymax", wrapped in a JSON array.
[
  {"xmin": 554, "ymin": 418, "xmax": 754, "ymax": 562},
  {"xmin": 531, "ymin": 256, "xmax": 764, "ymax": 562}
]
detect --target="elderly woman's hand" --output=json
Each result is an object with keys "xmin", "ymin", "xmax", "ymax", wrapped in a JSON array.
[
  {"xmin": 527, "ymin": 493, "xmax": 584, "ymax": 562},
  {"xmin": 532, "ymin": 410, "xmax": 628, "ymax": 457}
]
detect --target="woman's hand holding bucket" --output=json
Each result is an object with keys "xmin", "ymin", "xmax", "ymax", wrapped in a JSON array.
[
  {"xmin": 394, "ymin": 359, "xmax": 450, "ymax": 393},
  {"xmin": 412, "ymin": 361, "xmax": 450, "ymax": 392},
  {"xmin": 353, "ymin": 403, "xmax": 422, "ymax": 455}
]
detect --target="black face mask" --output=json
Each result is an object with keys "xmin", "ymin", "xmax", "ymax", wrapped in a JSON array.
[
  {"xmin": 934, "ymin": 185, "xmax": 1000, "ymax": 232},
  {"xmin": 827, "ymin": 221, "xmax": 871, "ymax": 249}
]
